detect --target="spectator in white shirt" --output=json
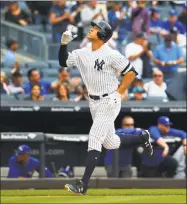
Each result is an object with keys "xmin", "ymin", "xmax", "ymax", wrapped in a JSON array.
[
  {"xmin": 0, "ymin": 71, "xmax": 10, "ymax": 95},
  {"xmin": 80, "ymin": 0, "xmax": 107, "ymax": 35},
  {"xmin": 144, "ymin": 70, "xmax": 167, "ymax": 98},
  {"xmin": 8, "ymin": 73, "xmax": 24, "ymax": 95},
  {"xmin": 124, "ymin": 32, "xmax": 150, "ymax": 78}
]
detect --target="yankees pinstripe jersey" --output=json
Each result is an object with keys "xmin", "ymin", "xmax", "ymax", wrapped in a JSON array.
[{"xmin": 66, "ymin": 44, "xmax": 133, "ymax": 95}]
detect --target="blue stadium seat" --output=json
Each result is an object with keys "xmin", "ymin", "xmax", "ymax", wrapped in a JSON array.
[
  {"xmin": 1, "ymin": 94, "xmax": 18, "ymax": 100},
  {"xmin": 44, "ymin": 94, "xmax": 55, "ymax": 101},
  {"xmin": 45, "ymin": 77, "xmax": 56, "ymax": 83},
  {"xmin": 47, "ymin": 60, "xmax": 61, "ymax": 69},
  {"xmin": 70, "ymin": 68, "xmax": 81, "ymax": 77},
  {"xmin": 45, "ymin": 69, "xmax": 58, "ymax": 77},
  {"xmin": 69, "ymin": 93, "xmax": 78, "ymax": 100},
  {"xmin": 1, "ymin": 61, "xmax": 4, "ymax": 68},
  {"xmin": 25, "ymin": 61, "xmax": 48, "ymax": 70}
]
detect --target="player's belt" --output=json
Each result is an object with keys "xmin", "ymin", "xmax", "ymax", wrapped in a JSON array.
[{"xmin": 89, "ymin": 93, "xmax": 108, "ymax": 100}]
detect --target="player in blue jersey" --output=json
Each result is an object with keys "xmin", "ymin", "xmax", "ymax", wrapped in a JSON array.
[{"xmin": 8, "ymin": 144, "xmax": 52, "ymax": 178}]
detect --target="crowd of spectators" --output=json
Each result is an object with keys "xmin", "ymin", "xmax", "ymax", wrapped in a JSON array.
[{"xmin": 1, "ymin": 1, "xmax": 186, "ymax": 101}]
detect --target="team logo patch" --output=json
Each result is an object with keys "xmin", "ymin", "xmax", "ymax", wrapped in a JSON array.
[{"xmin": 94, "ymin": 59, "xmax": 105, "ymax": 71}]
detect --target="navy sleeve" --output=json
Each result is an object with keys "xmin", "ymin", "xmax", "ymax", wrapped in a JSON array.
[
  {"xmin": 8, "ymin": 157, "xmax": 20, "ymax": 178},
  {"xmin": 116, "ymin": 128, "xmax": 142, "ymax": 135},
  {"xmin": 149, "ymin": 126, "xmax": 162, "ymax": 141},
  {"xmin": 168, "ymin": 128, "xmax": 187, "ymax": 140}
]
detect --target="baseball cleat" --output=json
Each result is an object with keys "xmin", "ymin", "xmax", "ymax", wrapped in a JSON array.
[
  {"xmin": 140, "ymin": 130, "xmax": 153, "ymax": 156},
  {"xmin": 64, "ymin": 180, "xmax": 87, "ymax": 195}
]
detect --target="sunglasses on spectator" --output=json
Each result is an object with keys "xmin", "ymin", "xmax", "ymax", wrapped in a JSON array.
[{"xmin": 153, "ymin": 75, "xmax": 163, "ymax": 78}]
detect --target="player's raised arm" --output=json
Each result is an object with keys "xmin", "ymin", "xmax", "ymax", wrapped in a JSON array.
[{"xmin": 58, "ymin": 27, "xmax": 78, "ymax": 67}]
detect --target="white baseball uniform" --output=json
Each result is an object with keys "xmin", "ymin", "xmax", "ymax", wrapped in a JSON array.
[{"xmin": 67, "ymin": 44, "xmax": 133, "ymax": 152}]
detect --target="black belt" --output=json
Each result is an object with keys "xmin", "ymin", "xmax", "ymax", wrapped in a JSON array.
[{"xmin": 89, "ymin": 93, "xmax": 109, "ymax": 100}]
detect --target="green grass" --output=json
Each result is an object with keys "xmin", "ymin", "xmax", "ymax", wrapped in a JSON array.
[{"xmin": 1, "ymin": 189, "xmax": 186, "ymax": 204}]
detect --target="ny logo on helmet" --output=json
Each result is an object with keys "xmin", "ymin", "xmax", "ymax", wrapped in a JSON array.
[{"xmin": 94, "ymin": 59, "xmax": 105, "ymax": 71}]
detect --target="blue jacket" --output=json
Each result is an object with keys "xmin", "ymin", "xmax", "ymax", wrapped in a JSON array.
[
  {"xmin": 163, "ymin": 20, "xmax": 186, "ymax": 34},
  {"xmin": 104, "ymin": 128, "xmax": 142, "ymax": 166},
  {"xmin": 8, "ymin": 156, "xmax": 52, "ymax": 178},
  {"xmin": 24, "ymin": 81, "xmax": 51, "ymax": 95},
  {"xmin": 142, "ymin": 126, "xmax": 186, "ymax": 167}
]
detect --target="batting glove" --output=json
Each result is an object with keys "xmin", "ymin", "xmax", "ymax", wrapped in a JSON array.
[{"xmin": 61, "ymin": 26, "xmax": 78, "ymax": 45}]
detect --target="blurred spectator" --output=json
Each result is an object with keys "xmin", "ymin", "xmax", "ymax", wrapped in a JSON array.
[
  {"xmin": 53, "ymin": 84, "xmax": 69, "ymax": 101},
  {"xmin": 131, "ymin": 1, "xmax": 150, "ymax": 40},
  {"xmin": 3, "ymin": 39, "xmax": 19, "ymax": 68},
  {"xmin": 8, "ymin": 144, "xmax": 52, "ymax": 178},
  {"xmin": 49, "ymin": 1, "xmax": 74, "ymax": 43},
  {"xmin": 144, "ymin": 70, "xmax": 167, "ymax": 98},
  {"xmin": 170, "ymin": 26, "xmax": 186, "ymax": 58},
  {"xmin": 129, "ymin": 86, "xmax": 147, "ymax": 101},
  {"xmin": 24, "ymin": 69, "xmax": 51, "ymax": 95},
  {"xmin": 125, "ymin": 32, "xmax": 150, "ymax": 78},
  {"xmin": 5, "ymin": 1, "xmax": 31, "ymax": 25},
  {"xmin": 24, "ymin": 84, "xmax": 44, "ymax": 101},
  {"xmin": 71, "ymin": 0, "xmax": 85, "ymax": 40},
  {"xmin": 80, "ymin": 0, "xmax": 107, "ymax": 35},
  {"xmin": 153, "ymin": 34, "xmax": 184, "ymax": 78},
  {"xmin": 178, "ymin": 5, "xmax": 187, "ymax": 26},
  {"xmin": 8, "ymin": 73, "xmax": 24, "ymax": 95},
  {"xmin": 150, "ymin": 8, "xmax": 164, "ymax": 35},
  {"xmin": 162, "ymin": 9, "xmax": 186, "ymax": 35},
  {"xmin": 0, "ymin": 71, "xmax": 10, "ymax": 95},
  {"xmin": 74, "ymin": 85, "xmax": 88, "ymax": 101},
  {"xmin": 108, "ymin": 1, "xmax": 130, "ymax": 52},
  {"xmin": 51, "ymin": 67, "xmax": 82, "ymax": 93},
  {"xmin": 27, "ymin": 1, "xmax": 52, "ymax": 31},
  {"xmin": 141, "ymin": 116, "xmax": 186, "ymax": 178}
]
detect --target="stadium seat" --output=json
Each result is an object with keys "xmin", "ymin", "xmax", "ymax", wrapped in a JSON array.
[
  {"xmin": 0, "ymin": 167, "xmax": 8, "ymax": 177},
  {"xmin": 46, "ymin": 69, "xmax": 58, "ymax": 77},
  {"xmin": 44, "ymin": 94, "xmax": 55, "ymax": 101},
  {"xmin": 25, "ymin": 61, "xmax": 48, "ymax": 70},
  {"xmin": 69, "ymin": 93, "xmax": 78, "ymax": 100},
  {"xmin": 143, "ymin": 78, "xmax": 152, "ymax": 84},
  {"xmin": 70, "ymin": 68, "xmax": 81, "ymax": 77},
  {"xmin": 45, "ymin": 77, "xmax": 56, "ymax": 83},
  {"xmin": 1, "ymin": 94, "xmax": 18, "ymax": 100},
  {"xmin": 47, "ymin": 60, "xmax": 61, "ymax": 69},
  {"xmin": 1, "ymin": 67, "xmax": 11, "ymax": 75},
  {"xmin": 1, "ymin": 61, "xmax": 4, "ymax": 68}
]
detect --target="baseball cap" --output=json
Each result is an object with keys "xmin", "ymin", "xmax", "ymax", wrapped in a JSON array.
[
  {"xmin": 158, "ymin": 116, "xmax": 173, "ymax": 126},
  {"xmin": 151, "ymin": 7, "xmax": 160, "ymax": 13},
  {"xmin": 132, "ymin": 86, "xmax": 145, "ymax": 94},
  {"xmin": 16, "ymin": 144, "xmax": 30, "ymax": 155},
  {"xmin": 169, "ymin": 9, "xmax": 178, "ymax": 16}
]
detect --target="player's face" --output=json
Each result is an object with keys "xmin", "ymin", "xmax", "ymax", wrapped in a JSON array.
[
  {"xmin": 158, "ymin": 124, "xmax": 170, "ymax": 133},
  {"xmin": 122, "ymin": 118, "xmax": 134, "ymax": 128},
  {"xmin": 87, "ymin": 26, "xmax": 100, "ymax": 41},
  {"xmin": 17, "ymin": 154, "xmax": 29, "ymax": 164}
]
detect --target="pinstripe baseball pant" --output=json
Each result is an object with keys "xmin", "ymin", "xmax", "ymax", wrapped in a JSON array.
[{"xmin": 88, "ymin": 91, "xmax": 121, "ymax": 152}]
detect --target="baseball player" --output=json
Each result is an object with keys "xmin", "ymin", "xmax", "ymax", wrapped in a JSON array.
[
  {"xmin": 58, "ymin": 21, "xmax": 153, "ymax": 195},
  {"xmin": 8, "ymin": 144, "xmax": 52, "ymax": 178}
]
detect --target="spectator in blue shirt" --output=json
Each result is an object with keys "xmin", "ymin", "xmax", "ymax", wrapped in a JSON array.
[
  {"xmin": 141, "ymin": 116, "xmax": 187, "ymax": 178},
  {"xmin": 104, "ymin": 116, "xmax": 149, "ymax": 178},
  {"xmin": 3, "ymin": 39, "xmax": 18, "ymax": 68},
  {"xmin": 153, "ymin": 34, "xmax": 184, "ymax": 78},
  {"xmin": 108, "ymin": 2, "xmax": 131, "ymax": 52},
  {"xmin": 8, "ymin": 144, "xmax": 52, "ymax": 178},
  {"xmin": 162, "ymin": 9, "xmax": 186, "ymax": 34},
  {"xmin": 150, "ymin": 8, "xmax": 164, "ymax": 34},
  {"xmin": 24, "ymin": 69, "xmax": 51, "ymax": 95},
  {"xmin": 49, "ymin": 1, "xmax": 74, "ymax": 43}
]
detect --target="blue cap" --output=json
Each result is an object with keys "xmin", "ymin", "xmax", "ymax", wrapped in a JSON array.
[
  {"xmin": 132, "ymin": 86, "xmax": 145, "ymax": 93},
  {"xmin": 158, "ymin": 116, "xmax": 173, "ymax": 126},
  {"xmin": 16, "ymin": 144, "xmax": 30, "ymax": 155},
  {"xmin": 169, "ymin": 9, "xmax": 178, "ymax": 16},
  {"xmin": 151, "ymin": 7, "xmax": 160, "ymax": 13}
]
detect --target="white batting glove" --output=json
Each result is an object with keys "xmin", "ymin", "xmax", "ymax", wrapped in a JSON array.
[{"xmin": 61, "ymin": 27, "xmax": 78, "ymax": 45}]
